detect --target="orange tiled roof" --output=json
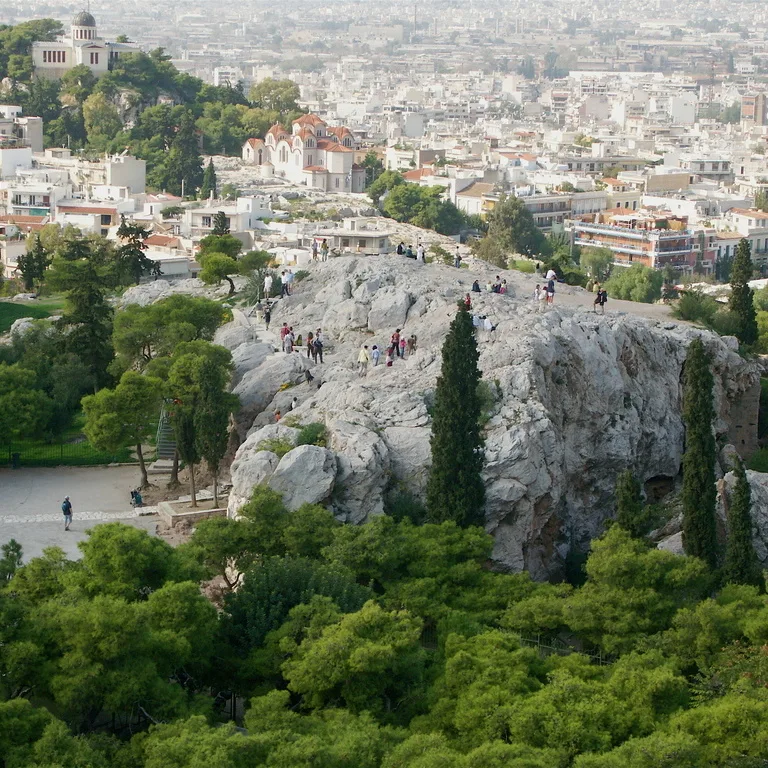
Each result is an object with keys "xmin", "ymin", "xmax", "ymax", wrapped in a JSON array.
[
  {"xmin": 730, "ymin": 208, "xmax": 768, "ymax": 219},
  {"xmin": 402, "ymin": 168, "xmax": 431, "ymax": 180},
  {"xmin": 246, "ymin": 137, "xmax": 265, "ymax": 147},
  {"xmin": 304, "ymin": 165, "xmax": 327, "ymax": 172},
  {"xmin": 318, "ymin": 138, "xmax": 353, "ymax": 152},
  {"xmin": 293, "ymin": 113, "xmax": 326, "ymax": 127},
  {"xmin": 145, "ymin": 233, "xmax": 180, "ymax": 247}
]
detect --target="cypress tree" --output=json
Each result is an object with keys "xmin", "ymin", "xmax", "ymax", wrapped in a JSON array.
[
  {"xmin": 682, "ymin": 338, "xmax": 719, "ymax": 568},
  {"xmin": 729, "ymin": 238, "xmax": 758, "ymax": 345},
  {"xmin": 426, "ymin": 305, "xmax": 485, "ymax": 527},
  {"xmin": 615, "ymin": 470, "xmax": 646, "ymax": 538},
  {"xmin": 200, "ymin": 159, "xmax": 217, "ymax": 200},
  {"xmin": 723, "ymin": 458, "xmax": 764, "ymax": 590}
]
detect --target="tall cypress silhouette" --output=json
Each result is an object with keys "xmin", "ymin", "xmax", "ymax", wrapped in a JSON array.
[{"xmin": 426, "ymin": 305, "xmax": 485, "ymax": 526}]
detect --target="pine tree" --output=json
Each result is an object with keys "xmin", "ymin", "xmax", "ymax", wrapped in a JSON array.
[
  {"xmin": 426, "ymin": 305, "xmax": 485, "ymax": 527},
  {"xmin": 723, "ymin": 458, "xmax": 764, "ymax": 590},
  {"xmin": 615, "ymin": 470, "xmax": 646, "ymax": 538},
  {"xmin": 729, "ymin": 238, "xmax": 758, "ymax": 345},
  {"xmin": 194, "ymin": 365, "xmax": 237, "ymax": 508},
  {"xmin": 200, "ymin": 159, "xmax": 217, "ymax": 200},
  {"xmin": 682, "ymin": 338, "xmax": 719, "ymax": 569},
  {"xmin": 212, "ymin": 210, "xmax": 230, "ymax": 235}
]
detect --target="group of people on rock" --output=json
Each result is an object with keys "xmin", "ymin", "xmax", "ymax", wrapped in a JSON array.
[
  {"xmin": 357, "ymin": 328, "xmax": 417, "ymax": 376},
  {"xmin": 471, "ymin": 276, "xmax": 508, "ymax": 295},
  {"xmin": 310, "ymin": 239, "xmax": 330, "ymax": 261},
  {"xmin": 279, "ymin": 323, "xmax": 325, "ymax": 362}
]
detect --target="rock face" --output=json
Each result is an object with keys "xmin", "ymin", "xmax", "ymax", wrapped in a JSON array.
[
  {"xmin": 208, "ymin": 255, "xmax": 759, "ymax": 579},
  {"xmin": 267, "ymin": 445, "xmax": 337, "ymax": 510}
]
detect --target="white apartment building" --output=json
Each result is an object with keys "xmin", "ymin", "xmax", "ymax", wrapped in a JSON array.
[
  {"xmin": 0, "ymin": 106, "xmax": 43, "ymax": 153},
  {"xmin": 36, "ymin": 149, "xmax": 146, "ymax": 195}
]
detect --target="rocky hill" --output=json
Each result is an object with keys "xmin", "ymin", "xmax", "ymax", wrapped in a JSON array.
[{"xmin": 124, "ymin": 255, "xmax": 761, "ymax": 578}]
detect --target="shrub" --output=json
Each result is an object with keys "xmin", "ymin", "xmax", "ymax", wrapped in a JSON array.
[
  {"xmin": 429, "ymin": 243, "xmax": 452, "ymax": 265},
  {"xmin": 512, "ymin": 259, "xmax": 535, "ymax": 273},
  {"xmin": 294, "ymin": 270, "xmax": 310, "ymax": 282},
  {"xmin": 709, "ymin": 310, "xmax": 742, "ymax": 338},
  {"xmin": 673, "ymin": 290, "xmax": 720, "ymax": 324},
  {"xmin": 296, "ymin": 422, "xmax": 327, "ymax": 447},
  {"xmin": 385, "ymin": 490, "xmax": 427, "ymax": 524},
  {"xmin": 561, "ymin": 267, "xmax": 588, "ymax": 287},
  {"xmin": 477, "ymin": 380, "xmax": 498, "ymax": 427},
  {"xmin": 256, "ymin": 437, "xmax": 294, "ymax": 457}
]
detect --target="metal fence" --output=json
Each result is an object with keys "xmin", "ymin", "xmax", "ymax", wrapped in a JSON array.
[{"xmin": 0, "ymin": 441, "xmax": 133, "ymax": 468}]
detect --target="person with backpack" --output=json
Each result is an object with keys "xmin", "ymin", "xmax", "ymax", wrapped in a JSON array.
[
  {"xmin": 61, "ymin": 496, "xmax": 72, "ymax": 531},
  {"xmin": 594, "ymin": 289, "xmax": 608, "ymax": 314}
]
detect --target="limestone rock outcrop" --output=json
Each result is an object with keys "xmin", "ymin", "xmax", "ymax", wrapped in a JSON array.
[{"xmin": 141, "ymin": 254, "xmax": 759, "ymax": 579}]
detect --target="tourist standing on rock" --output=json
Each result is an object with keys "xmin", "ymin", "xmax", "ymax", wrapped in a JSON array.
[
  {"xmin": 538, "ymin": 287, "xmax": 547, "ymax": 312},
  {"xmin": 399, "ymin": 336, "xmax": 407, "ymax": 358},
  {"xmin": 264, "ymin": 272, "xmax": 273, "ymax": 298},
  {"xmin": 533, "ymin": 285, "xmax": 541, "ymax": 303},
  {"xmin": 311, "ymin": 240, "xmax": 319, "ymax": 260},
  {"xmin": 306, "ymin": 330, "xmax": 314, "ymax": 358},
  {"xmin": 464, "ymin": 293, "xmax": 472, "ymax": 310},
  {"xmin": 371, "ymin": 345, "xmax": 380, "ymax": 366},
  {"xmin": 407, "ymin": 334, "xmax": 417, "ymax": 355},
  {"xmin": 417, "ymin": 243, "xmax": 425, "ymax": 262},
  {"xmin": 321, "ymin": 239, "xmax": 329, "ymax": 261},
  {"xmin": 285, "ymin": 269, "xmax": 295, "ymax": 295},
  {"xmin": 283, "ymin": 333, "xmax": 294, "ymax": 354},
  {"xmin": 594, "ymin": 289, "xmax": 608, "ymax": 315},
  {"xmin": 545, "ymin": 267, "xmax": 557, "ymax": 282},
  {"xmin": 61, "ymin": 496, "xmax": 72, "ymax": 531},
  {"xmin": 385, "ymin": 346, "xmax": 394, "ymax": 367},
  {"xmin": 358, "ymin": 345, "xmax": 370, "ymax": 376},
  {"xmin": 500, "ymin": 279, "xmax": 508, "ymax": 295},
  {"xmin": 454, "ymin": 247, "xmax": 462, "ymax": 268},
  {"xmin": 391, "ymin": 329, "xmax": 401, "ymax": 358},
  {"xmin": 281, "ymin": 271, "xmax": 289, "ymax": 297},
  {"xmin": 313, "ymin": 329, "xmax": 324, "ymax": 363},
  {"xmin": 280, "ymin": 322, "xmax": 289, "ymax": 341},
  {"xmin": 472, "ymin": 279, "xmax": 481, "ymax": 293},
  {"xmin": 547, "ymin": 278, "xmax": 556, "ymax": 306},
  {"xmin": 263, "ymin": 305, "xmax": 271, "ymax": 330}
]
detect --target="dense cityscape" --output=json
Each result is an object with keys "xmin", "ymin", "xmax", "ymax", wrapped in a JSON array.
[{"xmin": 3, "ymin": 2, "xmax": 768, "ymax": 766}]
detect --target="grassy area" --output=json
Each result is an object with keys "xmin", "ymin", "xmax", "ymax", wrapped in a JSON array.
[
  {"xmin": 1, "ymin": 412, "xmax": 135, "ymax": 467},
  {"xmin": 0, "ymin": 301, "xmax": 52, "ymax": 333}
]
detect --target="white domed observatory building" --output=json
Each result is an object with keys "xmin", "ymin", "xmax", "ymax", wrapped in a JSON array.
[{"xmin": 32, "ymin": 10, "xmax": 136, "ymax": 79}]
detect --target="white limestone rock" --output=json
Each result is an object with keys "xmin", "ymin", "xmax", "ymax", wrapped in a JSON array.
[
  {"xmin": 327, "ymin": 419, "xmax": 390, "ymax": 523},
  {"xmin": 367, "ymin": 287, "xmax": 413, "ymax": 331},
  {"xmin": 9, "ymin": 317, "xmax": 37, "ymax": 337},
  {"xmin": 268, "ymin": 445, "xmax": 337, "ymax": 510},
  {"xmin": 207, "ymin": 255, "xmax": 761, "ymax": 578}
]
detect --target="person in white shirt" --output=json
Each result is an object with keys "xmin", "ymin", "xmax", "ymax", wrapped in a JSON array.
[
  {"xmin": 284, "ymin": 269, "xmax": 295, "ymax": 295},
  {"xmin": 263, "ymin": 273, "xmax": 273, "ymax": 298},
  {"xmin": 545, "ymin": 268, "xmax": 557, "ymax": 282},
  {"xmin": 416, "ymin": 243, "xmax": 425, "ymax": 262},
  {"xmin": 357, "ymin": 345, "xmax": 370, "ymax": 376}
]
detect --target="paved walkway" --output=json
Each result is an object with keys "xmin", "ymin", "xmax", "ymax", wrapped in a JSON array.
[{"xmin": 0, "ymin": 466, "xmax": 158, "ymax": 560}]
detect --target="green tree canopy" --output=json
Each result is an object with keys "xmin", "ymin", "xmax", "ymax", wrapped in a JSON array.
[{"xmin": 82, "ymin": 370, "xmax": 163, "ymax": 486}]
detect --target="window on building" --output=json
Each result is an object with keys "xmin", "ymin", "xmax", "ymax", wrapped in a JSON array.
[
  {"xmin": 90, "ymin": 52, "xmax": 99, "ymax": 65},
  {"xmin": 335, "ymin": 178, "xmax": 340, "ymax": 188},
  {"xmin": 341, "ymin": 238, "xmax": 350, "ymax": 248},
  {"xmin": 358, "ymin": 239, "xmax": 366, "ymax": 248},
  {"xmin": 201, "ymin": 216, "xmax": 212, "ymax": 228},
  {"xmin": 100, "ymin": 214, "xmax": 111, "ymax": 226},
  {"xmin": 379, "ymin": 239, "xmax": 385, "ymax": 248},
  {"xmin": 307, "ymin": 154, "xmax": 313, "ymax": 166}
]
